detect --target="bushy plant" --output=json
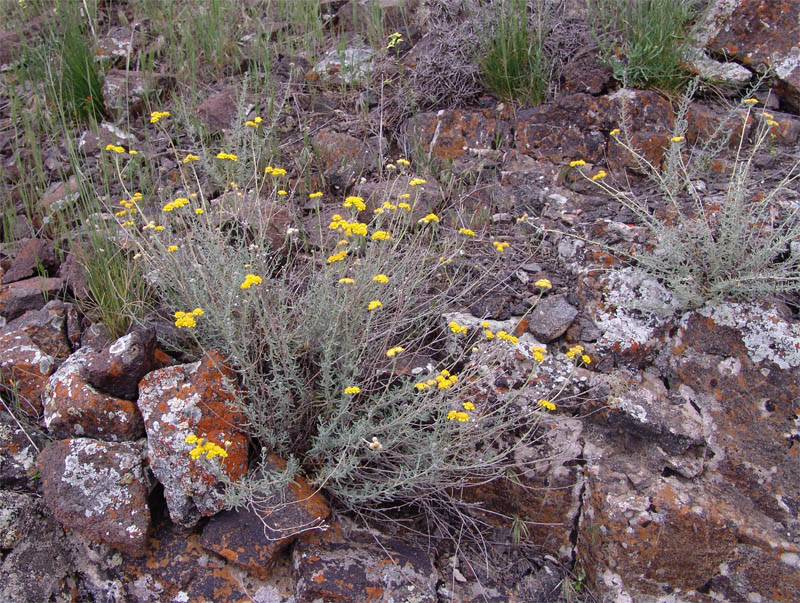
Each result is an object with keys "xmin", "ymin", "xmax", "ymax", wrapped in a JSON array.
[
  {"xmin": 58, "ymin": 12, "xmax": 106, "ymax": 121},
  {"xmin": 573, "ymin": 87, "xmax": 800, "ymax": 309},
  {"xmin": 101, "ymin": 105, "xmax": 586, "ymax": 537},
  {"xmin": 586, "ymin": 0, "xmax": 703, "ymax": 91}
]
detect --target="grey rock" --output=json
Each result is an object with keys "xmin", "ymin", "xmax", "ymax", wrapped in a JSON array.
[{"xmin": 528, "ymin": 294, "xmax": 578, "ymax": 342}]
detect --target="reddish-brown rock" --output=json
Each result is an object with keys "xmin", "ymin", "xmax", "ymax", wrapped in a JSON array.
[
  {"xmin": 0, "ymin": 276, "xmax": 64, "ymax": 321},
  {"xmin": 0, "ymin": 299, "xmax": 80, "ymax": 362},
  {"xmin": 0, "ymin": 330, "xmax": 55, "ymax": 417},
  {"xmin": 137, "ymin": 350, "xmax": 248, "ymax": 527},
  {"xmin": 405, "ymin": 107, "xmax": 509, "ymax": 163},
  {"xmin": 38, "ymin": 438, "xmax": 150, "ymax": 555},
  {"xmin": 292, "ymin": 527, "xmax": 438, "ymax": 602},
  {"xmin": 197, "ymin": 85, "xmax": 240, "ymax": 132},
  {"xmin": 43, "ymin": 348, "xmax": 145, "ymax": 441},
  {"xmin": 83, "ymin": 327, "xmax": 157, "ymax": 400},
  {"xmin": 1, "ymin": 238, "xmax": 59, "ymax": 284},
  {"xmin": 200, "ymin": 456, "xmax": 331, "ymax": 579},
  {"xmin": 705, "ymin": 0, "xmax": 800, "ymax": 110}
]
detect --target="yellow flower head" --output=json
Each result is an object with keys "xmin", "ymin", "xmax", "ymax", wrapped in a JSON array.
[
  {"xmin": 372, "ymin": 274, "xmax": 389, "ymax": 283},
  {"xmin": 105, "ymin": 144, "xmax": 125, "ymax": 154},
  {"xmin": 309, "ymin": 191, "xmax": 323, "ymax": 198},
  {"xmin": 150, "ymin": 111, "xmax": 170, "ymax": 124},
  {"xmin": 216, "ymin": 152, "xmax": 238, "ymax": 162},
  {"xmin": 245, "ymin": 116, "xmax": 262, "ymax": 127},
  {"xmin": 397, "ymin": 158, "xmax": 411, "ymax": 166},
  {"xmin": 277, "ymin": 190, "xmax": 288, "ymax": 196},
  {"xmin": 581, "ymin": 354, "xmax": 591, "ymax": 364},
  {"xmin": 195, "ymin": 208, "xmax": 204, "ymax": 215},
  {"xmin": 458, "ymin": 227, "xmax": 476, "ymax": 237},
  {"xmin": 408, "ymin": 177, "xmax": 427, "ymax": 187},
  {"xmin": 240, "ymin": 274, "xmax": 263, "ymax": 289},
  {"xmin": 344, "ymin": 386, "xmax": 361, "ymax": 395},
  {"xmin": 386, "ymin": 346, "xmax": 405, "ymax": 358},
  {"xmin": 338, "ymin": 277, "xmax": 355, "ymax": 284},
  {"xmin": 371, "ymin": 230, "xmax": 392, "ymax": 241},
  {"xmin": 609, "ymin": 128, "xmax": 620, "ymax": 137},
  {"xmin": 538, "ymin": 399, "xmax": 556, "ymax": 411},
  {"xmin": 367, "ymin": 300, "xmax": 382, "ymax": 311},
  {"xmin": 534, "ymin": 278, "xmax": 552, "ymax": 289},
  {"xmin": 183, "ymin": 154, "xmax": 200, "ymax": 164},
  {"xmin": 167, "ymin": 245, "xmax": 179, "ymax": 253},
  {"xmin": 343, "ymin": 196, "xmax": 366, "ymax": 211},
  {"xmin": 743, "ymin": 98, "xmax": 759, "ymax": 105},
  {"xmin": 569, "ymin": 159, "xmax": 586, "ymax": 167},
  {"xmin": 418, "ymin": 213, "xmax": 439, "ymax": 224},
  {"xmin": 671, "ymin": 136, "xmax": 684, "ymax": 143},
  {"xmin": 463, "ymin": 401, "xmax": 475, "ymax": 410},
  {"xmin": 327, "ymin": 249, "xmax": 348, "ymax": 264},
  {"xmin": 591, "ymin": 170, "xmax": 607, "ymax": 181},
  {"xmin": 493, "ymin": 241, "xmax": 510, "ymax": 253},
  {"xmin": 449, "ymin": 321, "xmax": 467, "ymax": 335},
  {"xmin": 397, "ymin": 202, "xmax": 411, "ymax": 211}
]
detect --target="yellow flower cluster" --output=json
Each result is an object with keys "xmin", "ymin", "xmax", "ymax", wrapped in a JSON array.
[
  {"xmin": 609, "ymin": 128, "xmax": 620, "ymax": 137},
  {"xmin": 671, "ymin": 136, "xmax": 684, "ymax": 143},
  {"xmin": 386, "ymin": 346, "xmax": 405, "ymax": 358},
  {"xmin": 415, "ymin": 368, "xmax": 458, "ymax": 391},
  {"xmin": 531, "ymin": 345, "xmax": 547, "ymax": 362},
  {"xmin": 105, "ymin": 144, "xmax": 126, "ymax": 154},
  {"xmin": 493, "ymin": 241, "xmax": 510, "ymax": 253},
  {"xmin": 185, "ymin": 434, "xmax": 228, "ymax": 460},
  {"xmin": 496, "ymin": 330, "xmax": 518, "ymax": 344},
  {"xmin": 162, "ymin": 197, "xmax": 190, "ymax": 212},
  {"xmin": 418, "ymin": 213, "xmax": 439, "ymax": 224},
  {"xmin": 329, "ymin": 215, "xmax": 368, "ymax": 237},
  {"xmin": 328, "ymin": 249, "xmax": 348, "ymax": 263},
  {"xmin": 408, "ymin": 178, "xmax": 426, "ymax": 187},
  {"xmin": 534, "ymin": 278, "xmax": 552, "ymax": 289},
  {"xmin": 565, "ymin": 344, "xmax": 591, "ymax": 364},
  {"xmin": 397, "ymin": 158, "xmax": 411, "ymax": 166},
  {"xmin": 240, "ymin": 273, "xmax": 263, "ymax": 289},
  {"xmin": 343, "ymin": 196, "xmax": 366, "ymax": 211},
  {"xmin": 397, "ymin": 202, "xmax": 411, "ymax": 211},
  {"xmin": 372, "ymin": 274, "xmax": 389, "ymax": 283},
  {"xmin": 338, "ymin": 277, "xmax": 355, "ymax": 284},
  {"xmin": 367, "ymin": 300, "xmax": 382, "ymax": 311},
  {"xmin": 265, "ymin": 166, "xmax": 287, "ymax": 176},
  {"xmin": 309, "ymin": 191, "xmax": 323, "ymax": 198},
  {"xmin": 371, "ymin": 230, "xmax": 392, "ymax": 241},
  {"xmin": 569, "ymin": 159, "xmax": 586, "ymax": 167},
  {"xmin": 245, "ymin": 116, "xmax": 262, "ymax": 128},
  {"xmin": 344, "ymin": 386, "xmax": 361, "ymax": 395},
  {"xmin": 538, "ymin": 399, "xmax": 556, "ymax": 411},
  {"xmin": 447, "ymin": 410, "xmax": 469, "ymax": 422},
  {"xmin": 591, "ymin": 170, "xmax": 607, "ymax": 181},
  {"xmin": 183, "ymin": 153, "xmax": 200, "ymax": 163},
  {"xmin": 167, "ymin": 245, "xmax": 179, "ymax": 253},
  {"xmin": 481, "ymin": 321, "xmax": 495, "ymax": 339},
  {"xmin": 150, "ymin": 111, "xmax": 170, "ymax": 124},
  {"xmin": 449, "ymin": 320, "xmax": 467, "ymax": 335},
  {"xmin": 743, "ymin": 98, "xmax": 759, "ymax": 105},
  {"xmin": 216, "ymin": 152, "xmax": 238, "ymax": 161},
  {"xmin": 174, "ymin": 307, "xmax": 203, "ymax": 328},
  {"xmin": 458, "ymin": 228, "xmax": 476, "ymax": 237}
]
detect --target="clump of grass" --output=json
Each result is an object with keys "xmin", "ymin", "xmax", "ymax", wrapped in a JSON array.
[
  {"xmin": 573, "ymin": 88, "xmax": 800, "ymax": 309},
  {"xmin": 480, "ymin": 0, "xmax": 551, "ymax": 105},
  {"xmin": 586, "ymin": 0, "xmax": 703, "ymax": 91},
  {"xmin": 58, "ymin": 10, "xmax": 106, "ymax": 122}
]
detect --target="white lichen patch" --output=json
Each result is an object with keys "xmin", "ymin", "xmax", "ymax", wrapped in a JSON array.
[
  {"xmin": 694, "ymin": 302, "xmax": 800, "ymax": 370},
  {"xmin": 595, "ymin": 268, "xmax": 678, "ymax": 351}
]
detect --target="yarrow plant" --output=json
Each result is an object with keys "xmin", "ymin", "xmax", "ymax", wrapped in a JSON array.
[{"xmin": 105, "ymin": 108, "xmax": 586, "ymax": 543}]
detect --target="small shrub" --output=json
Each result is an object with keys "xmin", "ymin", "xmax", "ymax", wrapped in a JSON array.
[
  {"xmin": 480, "ymin": 0, "xmax": 550, "ymax": 105},
  {"xmin": 106, "ymin": 106, "xmax": 587, "ymax": 539},
  {"xmin": 574, "ymin": 88, "xmax": 800, "ymax": 309},
  {"xmin": 586, "ymin": 0, "xmax": 703, "ymax": 91}
]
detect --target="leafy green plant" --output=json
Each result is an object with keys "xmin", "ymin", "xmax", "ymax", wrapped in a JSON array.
[
  {"xmin": 575, "ymin": 89, "xmax": 800, "ymax": 309},
  {"xmin": 586, "ymin": 0, "xmax": 703, "ymax": 91},
  {"xmin": 480, "ymin": 0, "xmax": 550, "ymax": 105}
]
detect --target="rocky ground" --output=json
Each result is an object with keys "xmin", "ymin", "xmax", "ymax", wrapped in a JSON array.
[{"xmin": 1, "ymin": 0, "xmax": 800, "ymax": 601}]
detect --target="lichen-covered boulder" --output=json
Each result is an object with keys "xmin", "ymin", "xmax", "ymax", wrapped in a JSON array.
[
  {"xmin": 137, "ymin": 349, "xmax": 248, "ymax": 527},
  {"xmin": 0, "ymin": 330, "xmax": 55, "ymax": 418},
  {"xmin": 0, "ymin": 299, "xmax": 80, "ymax": 362},
  {"xmin": 38, "ymin": 438, "xmax": 151, "ymax": 555},
  {"xmin": 0, "ymin": 276, "xmax": 64, "ymax": 321},
  {"xmin": 43, "ymin": 347, "xmax": 145, "ymax": 441},
  {"xmin": 292, "ymin": 528, "xmax": 438, "ymax": 602},
  {"xmin": 200, "ymin": 455, "xmax": 330, "ymax": 579},
  {"xmin": 0, "ymin": 409, "xmax": 46, "ymax": 489}
]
